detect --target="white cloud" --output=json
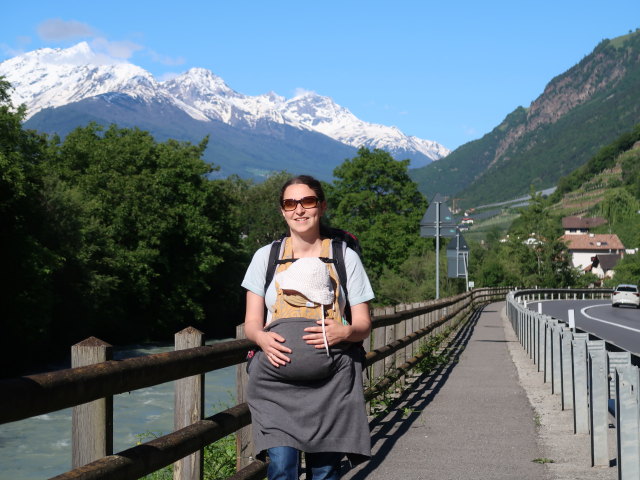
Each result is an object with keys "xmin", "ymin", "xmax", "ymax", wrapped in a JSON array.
[
  {"xmin": 148, "ymin": 49, "xmax": 185, "ymax": 67},
  {"xmin": 37, "ymin": 18, "xmax": 95, "ymax": 41},
  {"xmin": 91, "ymin": 37, "xmax": 143, "ymax": 60},
  {"xmin": 158, "ymin": 72, "xmax": 180, "ymax": 82},
  {"xmin": 293, "ymin": 87, "xmax": 316, "ymax": 98},
  {"xmin": 463, "ymin": 125, "xmax": 478, "ymax": 136}
]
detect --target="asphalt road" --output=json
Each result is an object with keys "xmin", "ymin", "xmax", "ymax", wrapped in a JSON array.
[{"xmin": 526, "ymin": 299, "xmax": 640, "ymax": 355}]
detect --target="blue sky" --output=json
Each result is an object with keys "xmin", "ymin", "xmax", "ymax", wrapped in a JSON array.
[{"xmin": 2, "ymin": 0, "xmax": 639, "ymax": 151}]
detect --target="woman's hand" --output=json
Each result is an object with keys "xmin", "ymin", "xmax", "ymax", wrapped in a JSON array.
[
  {"xmin": 303, "ymin": 303, "xmax": 372, "ymax": 349},
  {"xmin": 255, "ymin": 330, "xmax": 291, "ymax": 367},
  {"xmin": 303, "ymin": 318, "xmax": 350, "ymax": 349},
  {"xmin": 243, "ymin": 291, "xmax": 291, "ymax": 367}
]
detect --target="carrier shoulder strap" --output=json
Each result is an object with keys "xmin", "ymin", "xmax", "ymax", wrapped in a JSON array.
[
  {"xmin": 263, "ymin": 236, "xmax": 349, "ymax": 304},
  {"xmin": 264, "ymin": 236, "xmax": 285, "ymax": 295}
]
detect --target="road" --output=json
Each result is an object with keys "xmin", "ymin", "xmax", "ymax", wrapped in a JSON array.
[{"xmin": 526, "ymin": 299, "xmax": 640, "ymax": 355}]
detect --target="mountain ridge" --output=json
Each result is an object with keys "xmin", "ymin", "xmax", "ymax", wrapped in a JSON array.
[
  {"xmin": 0, "ymin": 42, "xmax": 449, "ymax": 178},
  {"xmin": 410, "ymin": 29, "xmax": 640, "ymax": 208}
]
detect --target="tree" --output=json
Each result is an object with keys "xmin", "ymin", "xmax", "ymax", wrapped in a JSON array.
[
  {"xmin": 228, "ymin": 171, "xmax": 292, "ymax": 249},
  {"xmin": 47, "ymin": 123, "xmax": 244, "ymax": 342},
  {"xmin": 0, "ymin": 78, "xmax": 65, "ymax": 374},
  {"xmin": 326, "ymin": 148, "xmax": 428, "ymax": 282}
]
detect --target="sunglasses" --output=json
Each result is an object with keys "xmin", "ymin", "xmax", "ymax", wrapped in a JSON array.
[{"xmin": 281, "ymin": 196, "xmax": 320, "ymax": 211}]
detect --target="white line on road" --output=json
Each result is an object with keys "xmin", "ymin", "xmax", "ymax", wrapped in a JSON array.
[{"xmin": 580, "ymin": 304, "xmax": 640, "ymax": 333}]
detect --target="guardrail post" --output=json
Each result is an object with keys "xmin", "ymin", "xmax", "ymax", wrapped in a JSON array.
[
  {"xmin": 71, "ymin": 337, "xmax": 113, "ymax": 468},
  {"xmin": 572, "ymin": 333, "xmax": 589, "ymax": 434},
  {"xmin": 616, "ymin": 365, "xmax": 640, "ymax": 480},
  {"xmin": 544, "ymin": 318, "xmax": 555, "ymax": 384},
  {"xmin": 552, "ymin": 322, "xmax": 562, "ymax": 395},
  {"xmin": 561, "ymin": 327, "xmax": 573, "ymax": 410},
  {"xmin": 536, "ymin": 315, "xmax": 544, "ymax": 371},
  {"xmin": 588, "ymin": 340, "xmax": 609, "ymax": 467},
  {"xmin": 174, "ymin": 327, "xmax": 204, "ymax": 480},
  {"xmin": 527, "ymin": 310, "xmax": 534, "ymax": 360},
  {"xmin": 608, "ymin": 351, "xmax": 631, "ymax": 399}
]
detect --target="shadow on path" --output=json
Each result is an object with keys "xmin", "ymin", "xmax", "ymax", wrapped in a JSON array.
[{"xmin": 344, "ymin": 306, "xmax": 485, "ymax": 479}]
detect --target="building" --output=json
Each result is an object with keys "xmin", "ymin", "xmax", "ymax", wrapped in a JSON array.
[
  {"xmin": 559, "ymin": 233, "xmax": 625, "ymax": 270},
  {"xmin": 562, "ymin": 216, "xmax": 607, "ymax": 235},
  {"xmin": 584, "ymin": 253, "xmax": 622, "ymax": 279}
]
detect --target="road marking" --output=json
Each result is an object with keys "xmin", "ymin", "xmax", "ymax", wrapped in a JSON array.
[{"xmin": 580, "ymin": 304, "xmax": 640, "ymax": 334}]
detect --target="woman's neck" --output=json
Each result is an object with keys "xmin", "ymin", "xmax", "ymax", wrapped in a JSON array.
[{"xmin": 290, "ymin": 231, "xmax": 323, "ymax": 258}]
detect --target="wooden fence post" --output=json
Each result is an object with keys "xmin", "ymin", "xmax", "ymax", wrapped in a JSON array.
[
  {"xmin": 412, "ymin": 302, "xmax": 421, "ymax": 358},
  {"xmin": 235, "ymin": 324, "xmax": 254, "ymax": 470},
  {"xmin": 372, "ymin": 307, "xmax": 387, "ymax": 385},
  {"xmin": 396, "ymin": 304, "xmax": 407, "ymax": 387},
  {"xmin": 174, "ymin": 327, "xmax": 204, "ymax": 480},
  {"xmin": 384, "ymin": 306, "xmax": 396, "ymax": 376},
  {"xmin": 72, "ymin": 337, "xmax": 113, "ymax": 468}
]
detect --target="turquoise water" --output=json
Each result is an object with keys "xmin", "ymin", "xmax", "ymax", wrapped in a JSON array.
[{"xmin": 0, "ymin": 343, "xmax": 237, "ymax": 480}]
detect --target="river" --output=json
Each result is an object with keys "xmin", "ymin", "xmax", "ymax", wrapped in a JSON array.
[{"xmin": 0, "ymin": 342, "xmax": 237, "ymax": 480}]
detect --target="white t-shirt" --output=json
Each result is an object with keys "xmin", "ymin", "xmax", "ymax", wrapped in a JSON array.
[{"xmin": 241, "ymin": 242, "xmax": 375, "ymax": 325}]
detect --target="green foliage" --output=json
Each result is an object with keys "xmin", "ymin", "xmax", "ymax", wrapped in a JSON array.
[
  {"xmin": 227, "ymin": 171, "xmax": 291, "ymax": 249},
  {"xmin": 1, "ymin": 79, "xmax": 249, "ymax": 374},
  {"xmin": 41, "ymin": 123, "xmax": 245, "ymax": 343},
  {"xmin": 327, "ymin": 148, "xmax": 429, "ymax": 284},
  {"xmin": 0, "ymin": 77, "xmax": 66, "ymax": 372},
  {"xmin": 137, "ymin": 432, "xmax": 237, "ymax": 480},
  {"xmin": 604, "ymin": 253, "xmax": 640, "ymax": 287},
  {"xmin": 552, "ymin": 123, "xmax": 640, "ymax": 201},
  {"xmin": 415, "ymin": 329, "xmax": 455, "ymax": 373},
  {"xmin": 470, "ymin": 194, "xmax": 578, "ymax": 288},
  {"xmin": 376, "ymin": 248, "xmax": 465, "ymax": 305}
]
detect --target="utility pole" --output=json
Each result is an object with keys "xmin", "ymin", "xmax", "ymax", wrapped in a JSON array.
[{"xmin": 420, "ymin": 194, "xmax": 457, "ymax": 301}]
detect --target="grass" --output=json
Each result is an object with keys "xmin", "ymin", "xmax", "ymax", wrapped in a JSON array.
[
  {"xmin": 462, "ymin": 211, "xmax": 520, "ymax": 243},
  {"xmin": 139, "ymin": 434, "xmax": 237, "ymax": 480}
]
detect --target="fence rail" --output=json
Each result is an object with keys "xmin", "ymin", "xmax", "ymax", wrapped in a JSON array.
[
  {"xmin": 1, "ymin": 287, "xmax": 508, "ymax": 480},
  {"xmin": 506, "ymin": 288, "xmax": 640, "ymax": 479}
]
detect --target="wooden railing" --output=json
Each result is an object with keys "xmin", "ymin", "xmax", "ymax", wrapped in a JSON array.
[{"xmin": 0, "ymin": 287, "xmax": 508, "ymax": 480}]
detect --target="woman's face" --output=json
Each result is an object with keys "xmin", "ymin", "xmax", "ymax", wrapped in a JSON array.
[{"xmin": 281, "ymin": 183, "xmax": 326, "ymax": 237}]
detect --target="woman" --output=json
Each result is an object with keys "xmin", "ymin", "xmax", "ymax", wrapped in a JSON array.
[{"xmin": 241, "ymin": 175, "xmax": 374, "ymax": 480}]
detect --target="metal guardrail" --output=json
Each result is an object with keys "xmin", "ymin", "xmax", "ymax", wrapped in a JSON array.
[{"xmin": 506, "ymin": 288, "xmax": 640, "ymax": 479}]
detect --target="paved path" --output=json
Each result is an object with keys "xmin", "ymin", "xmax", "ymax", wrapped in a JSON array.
[{"xmin": 343, "ymin": 303, "xmax": 548, "ymax": 480}]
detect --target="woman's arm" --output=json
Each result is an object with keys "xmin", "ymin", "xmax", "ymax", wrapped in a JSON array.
[{"xmin": 243, "ymin": 291, "xmax": 291, "ymax": 365}]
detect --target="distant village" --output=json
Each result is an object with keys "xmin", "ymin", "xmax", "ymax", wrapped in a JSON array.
[{"xmin": 458, "ymin": 210, "xmax": 634, "ymax": 285}]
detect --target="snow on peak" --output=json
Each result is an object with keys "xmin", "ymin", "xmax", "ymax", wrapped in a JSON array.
[
  {"xmin": 0, "ymin": 43, "xmax": 158, "ymax": 118},
  {"xmin": 0, "ymin": 43, "xmax": 449, "ymax": 160}
]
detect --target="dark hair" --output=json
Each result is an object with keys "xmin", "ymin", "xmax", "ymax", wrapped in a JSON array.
[{"xmin": 279, "ymin": 175, "xmax": 326, "ymax": 206}]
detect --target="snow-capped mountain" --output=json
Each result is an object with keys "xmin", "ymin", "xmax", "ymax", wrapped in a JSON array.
[{"xmin": 0, "ymin": 43, "xmax": 449, "ymax": 175}]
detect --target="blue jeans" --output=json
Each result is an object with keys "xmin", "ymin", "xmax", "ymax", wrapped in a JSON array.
[{"xmin": 267, "ymin": 446, "xmax": 343, "ymax": 480}]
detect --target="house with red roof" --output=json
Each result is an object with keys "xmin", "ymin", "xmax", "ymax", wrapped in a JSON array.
[
  {"xmin": 561, "ymin": 216, "xmax": 607, "ymax": 235},
  {"xmin": 559, "ymin": 233, "xmax": 625, "ymax": 270}
]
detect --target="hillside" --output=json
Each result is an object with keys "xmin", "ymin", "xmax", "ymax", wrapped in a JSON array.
[{"xmin": 411, "ymin": 30, "xmax": 640, "ymax": 209}]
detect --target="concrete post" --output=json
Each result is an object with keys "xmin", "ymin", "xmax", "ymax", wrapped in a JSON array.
[{"xmin": 588, "ymin": 340, "xmax": 609, "ymax": 467}]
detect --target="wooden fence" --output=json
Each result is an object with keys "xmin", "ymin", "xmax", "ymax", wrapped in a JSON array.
[{"xmin": 0, "ymin": 287, "xmax": 508, "ymax": 480}]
